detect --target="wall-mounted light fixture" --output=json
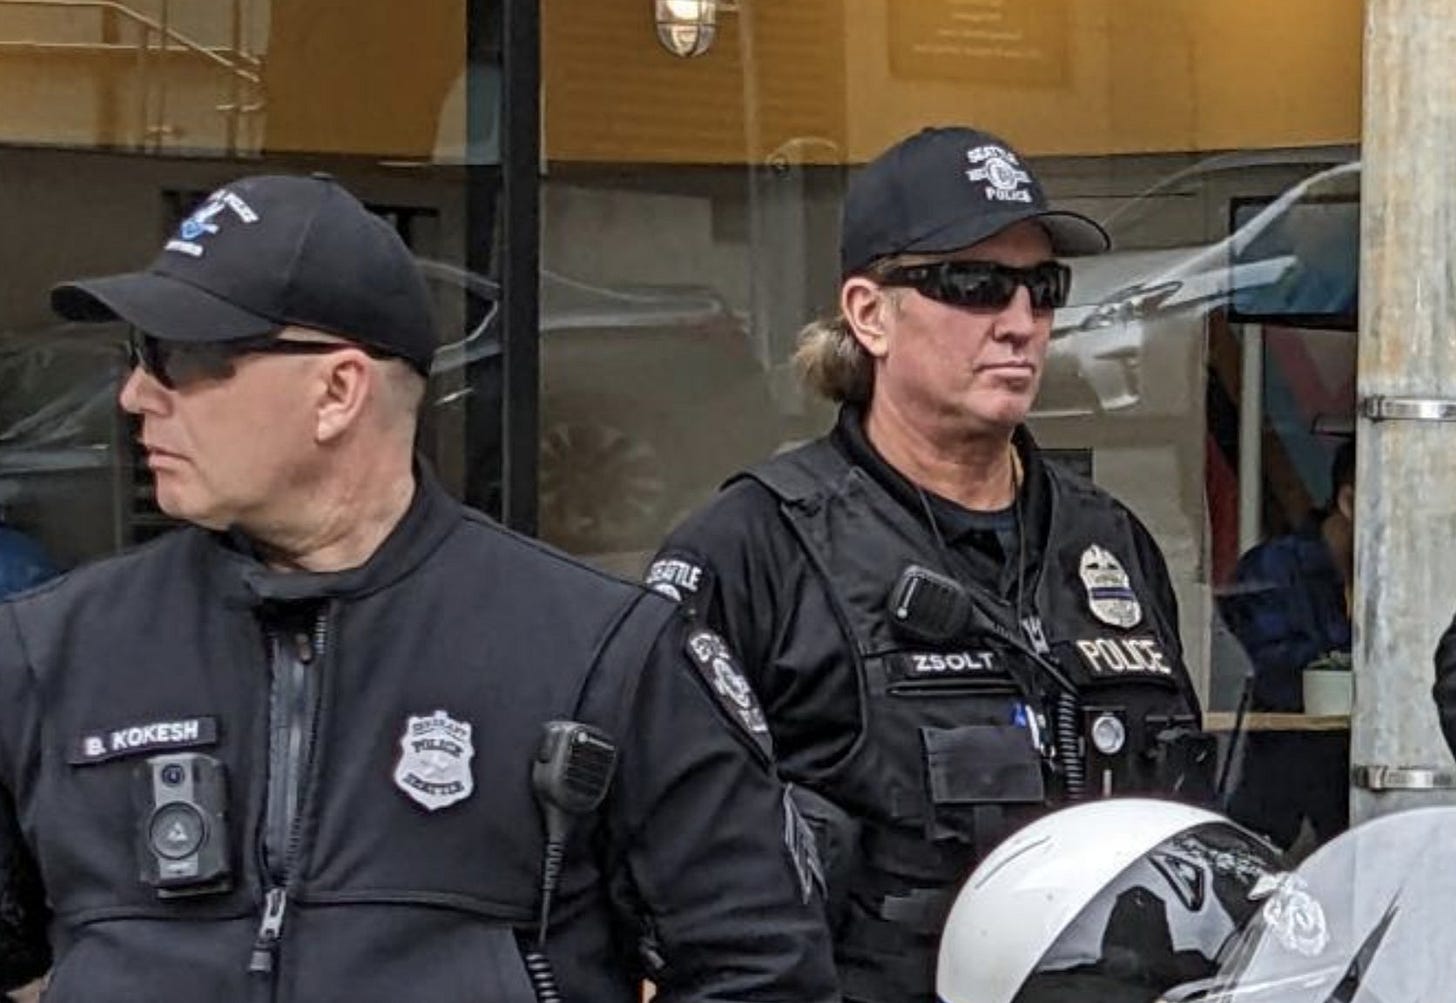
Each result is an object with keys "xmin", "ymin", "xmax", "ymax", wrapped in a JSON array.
[{"xmin": 655, "ymin": 0, "xmax": 737, "ymax": 58}]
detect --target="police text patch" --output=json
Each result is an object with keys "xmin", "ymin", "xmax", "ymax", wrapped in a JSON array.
[
  {"xmin": 70, "ymin": 716, "xmax": 219, "ymax": 765},
  {"xmin": 1074, "ymin": 637, "xmax": 1173, "ymax": 678},
  {"xmin": 684, "ymin": 628, "xmax": 773, "ymax": 762}
]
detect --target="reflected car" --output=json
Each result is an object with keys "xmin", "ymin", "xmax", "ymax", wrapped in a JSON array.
[
  {"xmin": 422, "ymin": 261, "xmax": 781, "ymax": 555},
  {"xmin": 1037, "ymin": 152, "xmax": 1360, "ymax": 418},
  {"xmin": 0, "ymin": 263, "xmax": 781, "ymax": 559}
]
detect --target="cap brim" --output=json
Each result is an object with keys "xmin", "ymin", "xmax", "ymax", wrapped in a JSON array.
[
  {"xmin": 901, "ymin": 207, "xmax": 1111, "ymax": 261},
  {"xmin": 51, "ymin": 271, "xmax": 281, "ymax": 342},
  {"xmin": 1036, "ymin": 211, "xmax": 1111, "ymax": 257}
]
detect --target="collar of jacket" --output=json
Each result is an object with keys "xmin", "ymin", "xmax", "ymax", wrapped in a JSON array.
[
  {"xmin": 830, "ymin": 404, "xmax": 1052, "ymax": 566},
  {"xmin": 207, "ymin": 459, "xmax": 460, "ymax": 606}
]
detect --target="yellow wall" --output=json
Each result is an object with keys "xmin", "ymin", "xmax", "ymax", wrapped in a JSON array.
[
  {"xmin": 544, "ymin": 0, "xmax": 848, "ymax": 165},
  {"xmin": 0, "ymin": 0, "xmax": 1360, "ymax": 161},
  {"xmin": 544, "ymin": 0, "xmax": 1362, "ymax": 163},
  {"xmin": 0, "ymin": 0, "xmax": 462, "ymax": 159}
]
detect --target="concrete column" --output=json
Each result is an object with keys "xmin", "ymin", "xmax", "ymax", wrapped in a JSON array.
[{"xmin": 1352, "ymin": 0, "xmax": 1456, "ymax": 820}]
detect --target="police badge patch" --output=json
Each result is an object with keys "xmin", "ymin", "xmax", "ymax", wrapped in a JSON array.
[
  {"xmin": 684, "ymin": 628, "xmax": 773, "ymax": 763},
  {"xmin": 393, "ymin": 710, "xmax": 476, "ymax": 812},
  {"xmin": 1078, "ymin": 544, "xmax": 1143, "ymax": 629}
]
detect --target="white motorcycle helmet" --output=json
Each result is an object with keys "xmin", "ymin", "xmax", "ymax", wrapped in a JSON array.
[{"xmin": 936, "ymin": 798, "xmax": 1284, "ymax": 1003}]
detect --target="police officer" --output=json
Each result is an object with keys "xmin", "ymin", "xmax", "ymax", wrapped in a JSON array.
[
  {"xmin": 647, "ymin": 127, "xmax": 1208, "ymax": 1003},
  {"xmin": 0, "ymin": 175, "xmax": 838, "ymax": 1002}
]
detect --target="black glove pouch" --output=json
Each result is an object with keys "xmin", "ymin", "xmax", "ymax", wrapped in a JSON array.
[{"xmin": 921, "ymin": 724, "xmax": 1046, "ymax": 843}]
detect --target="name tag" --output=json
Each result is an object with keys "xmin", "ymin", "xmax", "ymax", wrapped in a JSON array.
[
  {"xmin": 1074, "ymin": 637, "xmax": 1172, "ymax": 678},
  {"xmin": 887, "ymin": 650, "xmax": 1008, "ymax": 690},
  {"xmin": 905, "ymin": 651, "xmax": 998, "ymax": 675},
  {"xmin": 69, "ymin": 716, "xmax": 219, "ymax": 765}
]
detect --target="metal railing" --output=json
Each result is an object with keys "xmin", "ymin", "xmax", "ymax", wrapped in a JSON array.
[{"xmin": 0, "ymin": 0, "xmax": 263, "ymax": 152}]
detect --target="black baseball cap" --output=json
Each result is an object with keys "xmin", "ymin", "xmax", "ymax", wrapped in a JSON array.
[
  {"xmin": 52, "ymin": 174, "xmax": 437, "ymax": 374},
  {"xmin": 840, "ymin": 126, "xmax": 1110, "ymax": 277}
]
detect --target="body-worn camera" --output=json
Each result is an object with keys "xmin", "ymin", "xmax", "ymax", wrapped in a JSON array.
[{"xmin": 133, "ymin": 752, "xmax": 232, "ymax": 898}]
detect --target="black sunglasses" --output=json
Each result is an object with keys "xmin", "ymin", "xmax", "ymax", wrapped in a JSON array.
[
  {"xmin": 877, "ymin": 260, "xmax": 1071, "ymax": 311},
  {"xmin": 126, "ymin": 330, "xmax": 397, "ymax": 390}
]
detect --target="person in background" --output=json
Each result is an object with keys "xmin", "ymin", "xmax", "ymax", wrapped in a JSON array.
[
  {"xmin": 0, "ymin": 522, "xmax": 55, "ymax": 598},
  {"xmin": 1222, "ymin": 439, "xmax": 1354, "ymax": 849},
  {"xmin": 647, "ymin": 126, "xmax": 1208, "ymax": 1003}
]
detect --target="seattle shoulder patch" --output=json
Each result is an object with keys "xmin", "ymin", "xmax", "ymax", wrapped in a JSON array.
[
  {"xmin": 646, "ymin": 554, "xmax": 710, "ymax": 604},
  {"xmin": 684, "ymin": 628, "xmax": 774, "ymax": 763}
]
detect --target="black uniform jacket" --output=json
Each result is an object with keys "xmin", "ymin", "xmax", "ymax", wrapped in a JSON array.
[{"xmin": 0, "ymin": 468, "xmax": 838, "ymax": 1002}]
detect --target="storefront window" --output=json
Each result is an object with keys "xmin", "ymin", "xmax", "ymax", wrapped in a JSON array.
[
  {"xmin": 2, "ymin": 0, "xmax": 1366, "ymax": 856},
  {"xmin": 0, "ymin": 0, "xmax": 517, "ymax": 563},
  {"xmin": 540, "ymin": 0, "xmax": 1363, "ymax": 851}
]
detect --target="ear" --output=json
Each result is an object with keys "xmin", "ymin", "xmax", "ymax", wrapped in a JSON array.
[
  {"xmin": 314, "ymin": 351, "xmax": 373, "ymax": 444},
  {"xmin": 1336, "ymin": 482, "xmax": 1355, "ymax": 522},
  {"xmin": 841, "ymin": 276, "xmax": 894, "ymax": 359}
]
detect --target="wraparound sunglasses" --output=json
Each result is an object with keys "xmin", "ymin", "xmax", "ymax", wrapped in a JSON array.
[
  {"xmin": 127, "ymin": 330, "xmax": 397, "ymax": 390},
  {"xmin": 877, "ymin": 260, "xmax": 1071, "ymax": 311}
]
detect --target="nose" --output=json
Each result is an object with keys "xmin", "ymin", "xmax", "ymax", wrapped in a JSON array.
[
  {"xmin": 992, "ymin": 284, "xmax": 1039, "ymax": 343},
  {"xmin": 118, "ymin": 363, "xmax": 170, "ymax": 416}
]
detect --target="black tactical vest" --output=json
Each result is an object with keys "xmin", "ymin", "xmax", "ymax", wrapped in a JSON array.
[{"xmin": 740, "ymin": 439, "xmax": 1201, "ymax": 1003}]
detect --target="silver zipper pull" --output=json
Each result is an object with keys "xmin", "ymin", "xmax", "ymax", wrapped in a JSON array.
[{"xmin": 247, "ymin": 887, "xmax": 289, "ymax": 975}]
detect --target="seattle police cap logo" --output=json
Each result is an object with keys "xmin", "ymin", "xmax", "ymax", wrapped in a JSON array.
[
  {"xmin": 965, "ymin": 144, "xmax": 1032, "ymax": 204},
  {"xmin": 165, "ymin": 187, "xmax": 259, "ymax": 259},
  {"xmin": 393, "ymin": 710, "xmax": 475, "ymax": 812},
  {"xmin": 1079, "ymin": 544, "xmax": 1143, "ymax": 629}
]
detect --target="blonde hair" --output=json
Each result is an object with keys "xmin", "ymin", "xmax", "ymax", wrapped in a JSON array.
[
  {"xmin": 793, "ymin": 257, "xmax": 909, "ymax": 404},
  {"xmin": 794, "ymin": 314, "xmax": 873, "ymax": 405}
]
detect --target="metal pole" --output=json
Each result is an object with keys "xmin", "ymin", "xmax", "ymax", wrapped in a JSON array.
[
  {"xmin": 499, "ymin": 0, "xmax": 540, "ymax": 536},
  {"xmin": 464, "ymin": 0, "xmax": 503, "ymax": 515},
  {"xmin": 226, "ymin": 0, "xmax": 240, "ymax": 154},
  {"xmin": 1236, "ymin": 323, "xmax": 1263, "ymax": 556},
  {"xmin": 1351, "ymin": 0, "xmax": 1456, "ymax": 820}
]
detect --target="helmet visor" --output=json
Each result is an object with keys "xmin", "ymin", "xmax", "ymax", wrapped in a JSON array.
[{"xmin": 1011, "ymin": 822, "xmax": 1284, "ymax": 1003}]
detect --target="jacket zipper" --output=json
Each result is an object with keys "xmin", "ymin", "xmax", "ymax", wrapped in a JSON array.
[{"xmin": 248, "ymin": 608, "xmax": 328, "ymax": 978}]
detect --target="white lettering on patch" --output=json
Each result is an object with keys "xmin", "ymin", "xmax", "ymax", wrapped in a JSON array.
[
  {"xmin": 909, "ymin": 651, "xmax": 997, "ymax": 675},
  {"xmin": 646, "ymin": 557, "xmax": 706, "ymax": 602},
  {"xmin": 70, "ymin": 716, "xmax": 218, "ymax": 765},
  {"xmin": 1075, "ymin": 637, "xmax": 1172, "ymax": 677}
]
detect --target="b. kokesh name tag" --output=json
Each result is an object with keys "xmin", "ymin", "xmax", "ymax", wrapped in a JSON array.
[{"xmin": 69, "ymin": 716, "xmax": 219, "ymax": 765}]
